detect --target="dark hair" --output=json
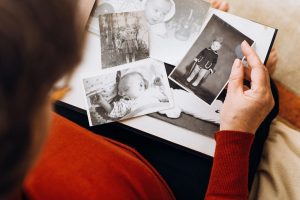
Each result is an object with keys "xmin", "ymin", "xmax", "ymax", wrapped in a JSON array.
[{"xmin": 0, "ymin": 0, "xmax": 84, "ymax": 198}]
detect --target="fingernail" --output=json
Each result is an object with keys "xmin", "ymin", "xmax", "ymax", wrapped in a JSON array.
[
  {"xmin": 233, "ymin": 59, "xmax": 241, "ymax": 68},
  {"xmin": 242, "ymin": 40, "xmax": 250, "ymax": 47}
]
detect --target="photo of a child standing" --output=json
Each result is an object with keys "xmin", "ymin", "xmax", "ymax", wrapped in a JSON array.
[
  {"xmin": 169, "ymin": 15, "xmax": 254, "ymax": 105},
  {"xmin": 186, "ymin": 38, "xmax": 223, "ymax": 87},
  {"xmin": 99, "ymin": 11, "xmax": 149, "ymax": 68}
]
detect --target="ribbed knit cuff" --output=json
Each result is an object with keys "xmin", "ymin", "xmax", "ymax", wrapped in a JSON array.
[
  {"xmin": 215, "ymin": 130, "xmax": 254, "ymax": 146},
  {"xmin": 205, "ymin": 131, "xmax": 254, "ymax": 200}
]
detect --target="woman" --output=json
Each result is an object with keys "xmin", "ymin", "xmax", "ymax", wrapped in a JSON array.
[
  {"xmin": 0, "ymin": 0, "xmax": 277, "ymax": 199},
  {"xmin": 0, "ymin": 0, "xmax": 84, "ymax": 199}
]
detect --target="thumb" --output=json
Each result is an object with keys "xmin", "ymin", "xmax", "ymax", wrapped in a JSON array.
[{"xmin": 227, "ymin": 59, "xmax": 244, "ymax": 94}]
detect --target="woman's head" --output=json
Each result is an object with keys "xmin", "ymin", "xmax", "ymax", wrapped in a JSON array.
[
  {"xmin": 118, "ymin": 72, "xmax": 147, "ymax": 99},
  {"xmin": 0, "ymin": 0, "xmax": 84, "ymax": 198}
]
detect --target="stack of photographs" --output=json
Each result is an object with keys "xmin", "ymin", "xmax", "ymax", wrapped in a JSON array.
[
  {"xmin": 89, "ymin": 0, "xmax": 211, "ymax": 65},
  {"xmin": 82, "ymin": 1, "xmax": 255, "ymax": 135}
]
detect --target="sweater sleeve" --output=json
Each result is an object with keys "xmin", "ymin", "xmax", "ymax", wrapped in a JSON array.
[{"xmin": 205, "ymin": 131, "xmax": 254, "ymax": 200}]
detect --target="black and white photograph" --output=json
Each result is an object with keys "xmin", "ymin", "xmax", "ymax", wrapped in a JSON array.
[
  {"xmin": 88, "ymin": 0, "xmax": 211, "ymax": 66},
  {"xmin": 169, "ymin": 14, "xmax": 254, "ymax": 105},
  {"xmin": 148, "ymin": 0, "xmax": 211, "ymax": 65},
  {"xmin": 99, "ymin": 11, "xmax": 149, "ymax": 68},
  {"xmin": 82, "ymin": 59, "xmax": 173, "ymax": 126},
  {"xmin": 88, "ymin": 0, "xmax": 144, "ymax": 34}
]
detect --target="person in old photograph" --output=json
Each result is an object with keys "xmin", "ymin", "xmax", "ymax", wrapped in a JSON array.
[
  {"xmin": 84, "ymin": 60, "xmax": 172, "ymax": 125},
  {"xmin": 119, "ymin": 27, "xmax": 139, "ymax": 63},
  {"xmin": 99, "ymin": 11, "xmax": 149, "ymax": 68},
  {"xmin": 186, "ymin": 37, "xmax": 223, "ymax": 87},
  {"xmin": 144, "ymin": 0, "xmax": 175, "ymax": 36},
  {"xmin": 169, "ymin": 15, "xmax": 253, "ymax": 105},
  {"xmin": 91, "ymin": 72, "xmax": 159, "ymax": 119}
]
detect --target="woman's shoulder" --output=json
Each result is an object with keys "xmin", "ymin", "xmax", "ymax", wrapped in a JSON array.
[{"xmin": 24, "ymin": 113, "xmax": 175, "ymax": 200}]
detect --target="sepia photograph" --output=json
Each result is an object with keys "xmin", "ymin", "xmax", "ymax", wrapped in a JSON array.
[
  {"xmin": 88, "ymin": 0, "xmax": 144, "ymax": 34},
  {"xmin": 82, "ymin": 59, "xmax": 173, "ymax": 126},
  {"xmin": 99, "ymin": 11, "xmax": 149, "ymax": 68},
  {"xmin": 169, "ymin": 14, "xmax": 254, "ymax": 105}
]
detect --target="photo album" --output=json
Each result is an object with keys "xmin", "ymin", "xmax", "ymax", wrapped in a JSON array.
[{"xmin": 61, "ymin": 0, "xmax": 277, "ymax": 156}]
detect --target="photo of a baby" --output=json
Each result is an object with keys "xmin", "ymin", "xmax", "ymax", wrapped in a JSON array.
[
  {"xmin": 82, "ymin": 59, "xmax": 173, "ymax": 126},
  {"xmin": 169, "ymin": 15, "xmax": 254, "ymax": 105},
  {"xmin": 144, "ymin": 0, "xmax": 173, "ymax": 25},
  {"xmin": 149, "ymin": 0, "xmax": 211, "ymax": 65},
  {"xmin": 99, "ymin": 11, "xmax": 149, "ymax": 68},
  {"xmin": 144, "ymin": 0, "xmax": 176, "ymax": 36}
]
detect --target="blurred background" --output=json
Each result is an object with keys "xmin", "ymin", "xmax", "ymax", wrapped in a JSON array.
[
  {"xmin": 224, "ymin": 1, "xmax": 300, "ymax": 198},
  {"xmin": 226, "ymin": 0, "xmax": 300, "ymax": 96},
  {"xmin": 226, "ymin": 0, "xmax": 300, "ymax": 130}
]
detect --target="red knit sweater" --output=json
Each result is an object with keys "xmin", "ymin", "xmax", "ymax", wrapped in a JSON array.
[
  {"xmin": 24, "ymin": 113, "xmax": 254, "ymax": 200},
  {"xmin": 205, "ymin": 131, "xmax": 254, "ymax": 200}
]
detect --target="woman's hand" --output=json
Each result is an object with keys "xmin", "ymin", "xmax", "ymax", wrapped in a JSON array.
[
  {"xmin": 210, "ymin": 0, "xmax": 229, "ymax": 12},
  {"xmin": 220, "ymin": 41, "xmax": 275, "ymax": 134}
]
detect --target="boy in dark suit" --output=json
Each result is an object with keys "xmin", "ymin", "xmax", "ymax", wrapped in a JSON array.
[{"xmin": 186, "ymin": 37, "xmax": 223, "ymax": 87}]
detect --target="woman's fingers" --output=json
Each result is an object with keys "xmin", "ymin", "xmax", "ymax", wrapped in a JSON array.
[
  {"xmin": 227, "ymin": 59, "xmax": 244, "ymax": 94},
  {"xmin": 219, "ymin": 1, "xmax": 229, "ymax": 12},
  {"xmin": 221, "ymin": 43, "xmax": 274, "ymax": 134},
  {"xmin": 210, "ymin": 0, "xmax": 229, "ymax": 12},
  {"xmin": 241, "ymin": 41, "xmax": 269, "ymax": 91},
  {"xmin": 210, "ymin": 0, "xmax": 221, "ymax": 8}
]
